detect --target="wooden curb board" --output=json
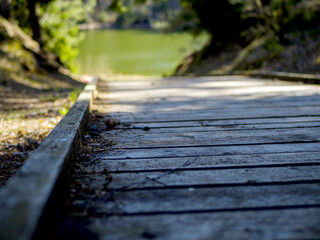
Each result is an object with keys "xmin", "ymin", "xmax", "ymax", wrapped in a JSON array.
[{"xmin": 0, "ymin": 78, "xmax": 97, "ymax": 240}]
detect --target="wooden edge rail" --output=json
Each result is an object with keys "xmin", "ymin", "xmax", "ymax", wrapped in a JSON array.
[
  {"xmin": 221, "ymin": 70, "xmax": 320, "ymax": 84},
  {"xmin": 0, "ymin": 77, "xmax": 98, "ymax": 240}
]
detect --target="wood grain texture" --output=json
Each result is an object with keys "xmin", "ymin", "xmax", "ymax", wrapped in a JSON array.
[
  {"xmin": 107, "ymin": 166, "xmax": 320, "ymax": 189},
  {"xmin": 87, "ymin": 184, "xmax": 320, "ymax": 214},
  {"xmin": 89, "ymin": 208, "xmax": 320, "ymax": 240},
  {"xmin": 102, "ymin": 142, "xmax": 320, "ymax": 160},
  {"xmin": 90, "ymin": 152, "xmax": 320, "ymax": 172},
  {"xmin": 104, "ymin": 127, "xmax": 320, "ymax": 148}
]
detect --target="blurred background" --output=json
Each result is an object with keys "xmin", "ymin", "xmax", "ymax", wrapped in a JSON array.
[
  {"xmin": 1, "ymin": 0, "xmax": 319, "ymax": 77},
  {"xmin": 0, "ymin": 0, "xmax": 319, "ymax": 186}
]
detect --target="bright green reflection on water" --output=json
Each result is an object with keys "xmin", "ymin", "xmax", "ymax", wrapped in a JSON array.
[{"xmin": 75, "ymin": 29, "xmax": 208, "ymax": 76}]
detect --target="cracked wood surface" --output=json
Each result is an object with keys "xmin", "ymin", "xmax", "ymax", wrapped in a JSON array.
[{"xmin": 83, "ymin": 76, "xmax": 320, "ymax": 239}]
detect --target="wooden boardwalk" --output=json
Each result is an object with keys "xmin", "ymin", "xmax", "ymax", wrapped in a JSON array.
[{"xmin": 82, "ymin": 76, "xmax": 320, "ymax": 239}]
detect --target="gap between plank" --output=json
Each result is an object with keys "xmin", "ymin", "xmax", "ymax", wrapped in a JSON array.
[
  {"xmin": 118, "ymin": 114, "xmax": 320, "ymax": 124},
  {"xmin": 95, "ymin": 204, "xmax": 320, "ymax": 217},
  {"xmin": 102, "ymin": 150, "xmax": 320, "ymax": 160},
  {"xmin": 115, "ymin": 140, "xmax": 320, "ymax": 150},
  {"xmin": 109, "ymin": 161, "xmax": 320, "ymax": 173},
  {"xmin": 111, "ymin": 179, "xmax": 320, "ymax": 191}
]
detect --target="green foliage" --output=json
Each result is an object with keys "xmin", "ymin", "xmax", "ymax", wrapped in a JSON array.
[
  {"xmin": 12, "ymin": 0, "xmax": 30, "ymax": 31},
  {"xmin": 175, "ymin": 0, "xmax": 320, "ymax": 53},
  {"xmin": 262, "ymin": 36, "xmax": 284, "ymax": 52},
  {"xmin": 69, "ymin": 88, "xmax": 81, "ymax": 103},
  {"xmin": 96, "ymin": 11, "xmax": 109, "ymax": 23},
  {"xmin": 39, "ymin": 0, "xmax": 96, "ymax": 71},
  {"xmin": 114, "ymin": 1, "xmax": 149, "ymax": 27},
  {"xmin": 109, "ymin": 0, "xmax": 128, "ymax": 13},
  {"xmin": 174, "ymin": 0, "xmax": 246, "ymax": 55},
  {"xmin": 95, "ymin": 0, "xmax": 180, "ymax": 29},
  {"xmin": 171, "ymin": 1, "xmax": 197, "ymax": 30},
  {"xmin": 59, "ymin": 87, "xmax": 81, "ymax": 116},
  {"xmin": 11, "ymin": 0, "xmax": 96, "ymax": 71},
  {"xmin": 243, "ymin": 0, "xmax": 320, "ymax": 44},
  {"xmin": 59, "ymin": 107, "xmax": 69, "ymax": 116}
]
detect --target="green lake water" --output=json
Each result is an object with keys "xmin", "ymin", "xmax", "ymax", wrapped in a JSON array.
[{"xmin": 75, "ymin": 29, "xmax": 208, "ymax": 76}]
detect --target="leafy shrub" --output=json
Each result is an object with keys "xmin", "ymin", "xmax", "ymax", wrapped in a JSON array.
[{"xmin": 39, "ymin": 0, "xmax": 96, "ymax": 71}]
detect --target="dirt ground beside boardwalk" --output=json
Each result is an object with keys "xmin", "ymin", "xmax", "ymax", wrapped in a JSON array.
[{"xmin": 0, "ymin": 73, "xmax": 84, "ymax": 187}]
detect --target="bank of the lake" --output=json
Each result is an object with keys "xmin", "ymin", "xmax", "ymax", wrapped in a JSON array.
[
  {"xmin": 174, "ymin": 33, "xmax": 320, "ymax": 76},
  {"xmin": 75, "ymin": 29, "xmax": 209, "ymax": 76}
]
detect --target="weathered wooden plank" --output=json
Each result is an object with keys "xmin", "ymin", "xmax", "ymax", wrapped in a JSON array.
[
  {"xmin": 89, "ymin": 152, "xmax": 320, "ymax": 172},
  {"xmin": 98, "ymin": 103, "xmax": 320, "ymax": 114},
  {"xmin": 116, "ymin": 116, "xmax": 320, "ymax": 129},
  {"xmin": 86, "ymin": 184, "xmax": 320, "ymax": 215},
  {"xmin": 97, "ymin": 97, "xmax": 320, "ymax": 114},
  {"xmin": 89, "ymin": 208, "xmax": 320, "ymax": 240},
  {"xmin": 104, "ymin": 107, "xmax": 320, "ymax": 123},
  {"xmin": 114, "ymin": 121, "xmax": 320, "ymax": 134},
  {"xmin": 98, "ymin": 95, "xmax": 320, "ymax": 107},
  {"xmin": 0, "ymin": 79, "xmax": 97, "ymax": 240},
  {"xmin": 99, "ymin": 103, "xmax": 320, "ymax": 114},
  {"xmin": 108, "ymin": 166, "xmax": 320, "ymax": 189},
  {"xmin": 105, "ymin": 126, "xmax": 320, "ymax": 149},
  {"xmin": 95, "ymin": 94, "xmax": 320, "ymax": 106},
  {"xmin": 233, "ymin": 70, "xmax": 320, "ymax": 84},
  {"xmin": 103, "ymin": 142, "xmax": 320, "ymax": 160},
  {"xmin": 96, "ymin": 96, "xmax": 319, "ymax": 112}
]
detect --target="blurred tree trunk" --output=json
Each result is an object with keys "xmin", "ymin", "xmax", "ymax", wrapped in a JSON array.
[
  {"xmin": 261, "ymin": 0, "xmax": 271, "ymax": 6},
  {"xmin": 1, "ymin": 0, "xmax": 12, "ymax": 19},
  {"xmin": 278, "ymin": 0, "xmax": 290, "ymax": 45},
  {"xmin": 27, "ymin": 0, "xmax": 43, "ymax": 46}
]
